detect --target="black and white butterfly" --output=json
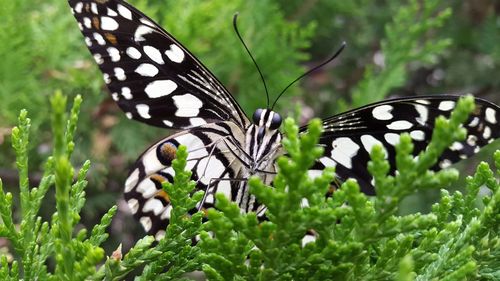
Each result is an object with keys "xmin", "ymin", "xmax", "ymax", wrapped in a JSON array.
[{"xmin": 68, "ymin": 0, "xmax": 500, "ymax": 240}]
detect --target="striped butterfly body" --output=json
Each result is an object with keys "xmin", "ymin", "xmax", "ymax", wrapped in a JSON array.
[{"xmin": 68, "ymin": 0, "xmax": 500, "ymax": 239}]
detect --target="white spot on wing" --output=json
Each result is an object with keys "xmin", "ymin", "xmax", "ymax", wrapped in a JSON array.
[
  {"xmin": 103, "ymin": 73, "xmax": 111, "ymax": 84},
  {"xmin": 439, "ymin": 159, "xmax": 452, "ymax": 169},
  {"xmin": 410, "ymin": 130, "xmax": 425, "ymax": 141},
  {"xmin": 127, "ymin": 198, "xmax": 139, "ymax": 214},
  {"xmin": 483, "ymin": 126, "xmax": 491, "ymax": 139},
  {"xmin": 416, "ymin": 99, "xmax": 431, "ymax": 105},
  {"xmin": 217, "ymin": 181, "xmax": 232, "ymax": 199},
  {"xmin": 107, "ymin": 7, "xmax": 118, "ymax": 17},
  {"xmin": 136, "ymin": 179, "xmax": 157, "ymax": 198},
  {"xmin": 172, "ymin": 94, "xmax": 203, "ymax": 117},
  {"xmin": 143, "ymin": 198, "xmax": 165, "ymax": 215},
  {"xmin": 205, "ymin": 194, "xmax": 215, "ymax": 204},
  {"xmin": 74, "ymin": 2, "xmax": 83, "ymax": 13},
  {"xmin": 330, "ymin": 137, "xmax": 360, "ymax": 169},
  {"xmin": 126, "ymin": 47, "xmax": 142, "ymax": 59},
  {"xmin": 117, "ymin": 4, "xmax": 132, "ymax": 20},
  {"xmin": 450, "ymin": 142, "xmax": 463, "ymax": 151},
  {"xmin": 163, "ymin": 120, "xmax": 173, "ymax": 127},
  {"xmin": 111, "ymin": 93, "xmax": 119, "ymax": 101},
  {"xmin": 140, "ymin": 216, "xmax": 152, "ymax": 232},
  {"xmin": 93, "ymin": 32, "xmax": 106, "ymax": 45},
  {"xmin": 134, "ymin": 25, "xmax": 154, "ymax": 42},
  {"xmin": 319, "ymin": 157, "xmax": 336, "ymax": 168},
  {"xmin": 485, "ymin": 107, "xmax": 497, "ymax": 124},
  {"xmin": 85, "ymin": 37, "xmax": 92, "ymax": 47},
  {"xmin": 361, "ymin": 135, "xmax": 387, "ymax": 157},
  {"xmin": 121, "ymin": 87, "xmax": 132, "ymax": 99},
  {"xmin": 125, "ymin": 112, "xmax": 133, "ymax": 119},
  {"xmin": 438, "ymin": 101, "xmax": 455, "ymax": 111},
  {"xmin": 307, "ymin": 170, "xmax": 322, "ymax": 179},
  {"xmin": 165, "ymin": 44, "xmax": 185, "ymax": 63},
  {"xmin": 414, "ymin": 104, "xmax": 428, "ymax": 125},
  {"xmin": 90, "ymin": 2, "xmax": 98, "ymax": 14},
  {"xmin": 174, "ymin": 134, "xmax": 207, "ymax": 159},
  {"xmin": 384, "ymin": 133, "xmax": 400, "ymax": 146},
  {"xmin": 125, "ymin": 168, "xmax": 139, "ymax": 192},
  {"xmin": 135, "ymin": 63, "xmax": 159, "ymax": 77},
  {"xmin": 197, "ymin": 157, "xmax": 225, "ymax": 185},
  {"xmin": 190, "ymin": 118, "xmax": 206, "ymax": 126},
  {"xmin": 387, "ymin": 120, "xmax": 413, "ymax": 130},
  {"xmin": 83, "ymin": 17, "xmax": 91, "ymax": 28},
  {"xmin": 467, "ymin": 135, "xmax": 477, "ymax": 146},
  {"xmin": 468, "ymin": 117, "xmax": 479, "ymax": 127},
  {"xmin": 161, "ymin": 205, "xmax": 172, "ymax": 220},
  {"xmin": 155, "ymin": 230, "xmax": 166, "ymax": 240},
  {"xmin": 145, "ymin": 80, "xmax": 177, "ymax": 98},
  {"xmin": 140, "ymin": 18, "xmax": 156, "ymax": 27},
  {"xmin": 136, "ymin": 104, "xmax": 151, "ymax": 119},
  {"xmin": 93, "ymin": 53, "xmax": 103, "ymax": 64},
  {"xmin": 372, "ymin": 105, "xmax": 393, "ymax": 120},
  {"xmin": 107, "ymin": 47, "xmax": 120, "ymax": 62},
  {"xmin": 101, "ymin": 16, "xmax": 119, "ymax": 31},
  {"xmin": 144, "ymin": 46, "xmax": 165, "ymax": 64},
  {"xmin": 114, "ymin": 67, "xmax": 126, "ymax": 81}
]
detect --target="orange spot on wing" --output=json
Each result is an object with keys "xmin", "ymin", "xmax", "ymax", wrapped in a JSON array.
[
  {"xmin": 104, "ymin": 33, "xmax": 117, "ymax": 45},
  {"xmin": 155, "ymin": 189, "xmax": 170, "ymax": 203},
  {"xmin": 327, "ymin": 185, "xmax": 337, "ymax": 197},
  {"xmin": 92, "ymin": 17, "xmax": 100, "ymax": 29},
  {"xmin": 161, "ymin": 143, "xmax": 177, "ymax": 161}
]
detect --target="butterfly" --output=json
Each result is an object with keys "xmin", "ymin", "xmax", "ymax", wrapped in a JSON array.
[{"xmin": 68, "ymin": 0, "xmax": 500, "ymax": 240}]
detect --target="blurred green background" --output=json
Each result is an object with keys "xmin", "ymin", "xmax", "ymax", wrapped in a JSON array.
[{"xmin": 0, "ymin": 0, "xmax": 499, "ymax": 251}]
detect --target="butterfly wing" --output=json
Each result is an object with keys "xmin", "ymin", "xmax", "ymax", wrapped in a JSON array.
[
  {"xmin": 68, "ymin": 0, "xmax": 249, "ymax": 129},
  {"xmin": 304, "ymin": 96, "xmax": 499, "ymax": 194},
  {"xmin": 124, "ymin": 121, "xmax": 249, "ymax": 239}
]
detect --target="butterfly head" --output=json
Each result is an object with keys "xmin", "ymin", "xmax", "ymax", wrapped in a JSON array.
[{"xmin": 252, "ymin": 108, "xmax": 282, "ymax": 130}]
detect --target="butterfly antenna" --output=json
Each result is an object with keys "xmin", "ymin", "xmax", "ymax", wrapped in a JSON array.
[
  {"xmin": 233, "ymin": 13, "xmax": 270, "ymax": 108},
  {"xmin": 271, "ymin": 41, "xmax": 347, "ymax": 110}
]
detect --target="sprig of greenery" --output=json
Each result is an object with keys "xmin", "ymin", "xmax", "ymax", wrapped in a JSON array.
[
  {"xmin": 0, "ymin": 93, "xmax": 208, "ymax": 280},
  {"xmin": 0, "ymin": 92, "xmax": 108, "ymax": 280},
  {"xmin": 0, "ymin": 94, "xmax": 498, "ymax": 280},
  {"xmin": 199, "ymin": 96, "xmax": 499, "ymax": 280}
]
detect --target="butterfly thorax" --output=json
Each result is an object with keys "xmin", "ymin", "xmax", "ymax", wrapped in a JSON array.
[
  {"xmin": 231, "ymin": 109, "xmax": 282, "ymax": 213},
  {"xmin": 244, "ymin": 109, "xmax": 282, "ymax": 175}
]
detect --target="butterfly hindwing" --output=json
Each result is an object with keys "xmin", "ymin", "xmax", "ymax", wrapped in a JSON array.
[
  {"xmin": 68, "ymin": 0, "xmax": 249, "ymax": 129},
  {"xmin": 124, "ymin": 121, "xmax": 247, "ymax": 239},
  {"xmin": 305, "ymin": 96, "xmax": 499, "ymax": 194}
]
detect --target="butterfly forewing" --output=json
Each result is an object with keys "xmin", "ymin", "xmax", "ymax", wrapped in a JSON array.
[
  {"xmin": 304, "ymin": 96, "xmax": 499, "ymax": 194},
  {"xmin": 69, "ymin": 0, "xmax": 249, "ymax": 129}
]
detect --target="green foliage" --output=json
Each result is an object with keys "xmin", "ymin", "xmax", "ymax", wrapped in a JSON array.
[
  {"xmin": 0, "ymin": 94, "xmax": 205, "ymax": 280},
  {"xmin": 199, "ymin": 96, "xmax": 499, "ymax": 280},
  {"xmin": 0, "ymin": 94, "xmax": 498, "ymax": 280},
  {"xmin": 335, "ymin": 0, "xmax": 452, "ymax": 111},
  {"xmin": 0, "ymin": 92, "xmax": 106, "ymax": 280}
]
